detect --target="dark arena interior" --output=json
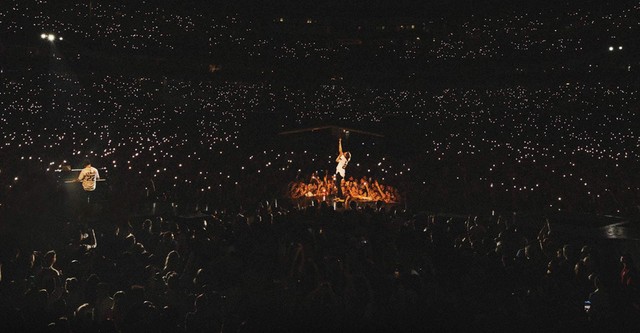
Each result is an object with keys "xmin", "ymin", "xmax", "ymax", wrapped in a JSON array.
[{"xmin": 1, "ymin": 0, "xmax": 640, "ymax": 332}]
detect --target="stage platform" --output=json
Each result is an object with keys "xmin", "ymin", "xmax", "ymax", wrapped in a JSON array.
[{"xmin": 290, "ymin": 195, "xmax": 403, "ymax": 211}]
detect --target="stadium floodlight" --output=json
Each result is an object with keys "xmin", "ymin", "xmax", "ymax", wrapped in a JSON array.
[{"xmin": 41, "ymin": 32, "xmax": 63, "ymax": 42}]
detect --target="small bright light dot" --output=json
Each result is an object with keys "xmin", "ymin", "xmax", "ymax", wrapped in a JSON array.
[
  {"xmin": 47, "ymin": 34, "xmax": 55, "ymax": 41},
  {"xmin": 59, "ymin": 36, "xmax": 63, "ymax": 41},
  {"xmin": 609, "ymin": 46, "xmax": 614, "ymax": 51},
  {"xmin": 619, "ymin": 46, "xmax": 623, "ymax": 50},
  {"xmin": 41, "ymin": 33, "xmax": 47, "ymax": 39}
]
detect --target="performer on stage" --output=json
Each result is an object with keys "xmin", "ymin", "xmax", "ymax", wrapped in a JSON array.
[
  {"xmin": 335, "ymin": 138, "xmax": 351, "ymax": 200},
  {"xmin": 77, "ymin": 159, "xmax": 100, "ymax": 192}
]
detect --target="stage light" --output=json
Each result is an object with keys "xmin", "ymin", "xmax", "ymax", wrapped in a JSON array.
[
  {"xmin": 41, "ymin": 33, "xmax": 47, "ymax": 39},
  {"xmin": 47, "ymin": 34, "xmax": 56, "ymax": 41}
]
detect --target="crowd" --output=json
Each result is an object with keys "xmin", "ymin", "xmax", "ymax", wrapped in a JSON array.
[
  {"xmin": 1, "ymin": 1, "xmax": 638, "ymax": 81},
  {"xmin": 2, "ymin": 72, "xmax": 640, "ymax": 216},
  {"xmin": 288, "ymin": 173, "xmax": 400, "ymax": 205},
  {"xmin": 1, "ymin": 1, "xmax": 640, "ymax": 331},
  {"xmin": 1, "ymin": 202, "xmax": 639, "ymax": 332}
]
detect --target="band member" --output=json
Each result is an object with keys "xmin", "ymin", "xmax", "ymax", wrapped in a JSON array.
[
  {"xmin": 78, "ymin": 159, "xmax": 100, "ymax": 192},
  {"xmin": 335, "ymin": 138, "xmax": 351, "ymax": 199}
]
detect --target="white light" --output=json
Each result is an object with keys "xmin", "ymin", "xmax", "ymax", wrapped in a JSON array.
[
  {"xmin": 41, "ymin": 33, "xmax": 47, "ymax": 39},
  {"xmin": 47, "ymin": 34, "xmax": 55, "ymax": 41},
  {"xmin": 609, "ymin": 46, "xmax": 614, "ymax": 51},
  {"xmin": 619, "ymin": 46, "xmax": 623, "ymax": 50},
  {"xmin": 59, "ymin": 36, "xmax": 63, "ymax": 41}
]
